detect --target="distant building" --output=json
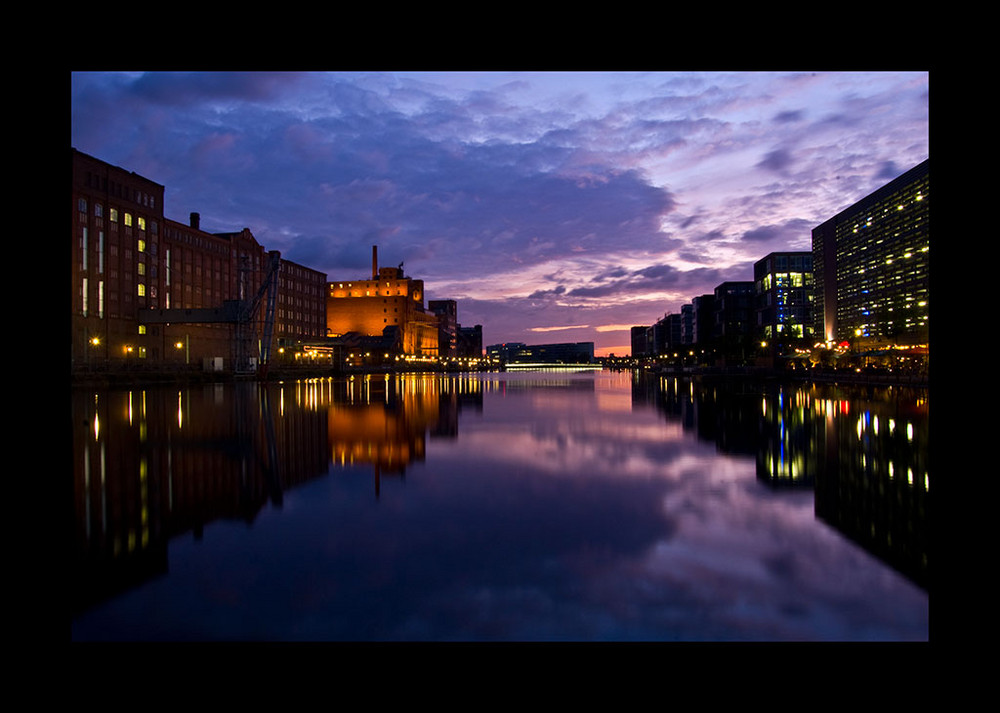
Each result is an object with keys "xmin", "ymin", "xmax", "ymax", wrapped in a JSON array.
[
  {"xmin": 326, "ymin": 246, "xmax": 439, "ymax": 358},
  {"xmin": 713, "ymin": 281, "xmax": 756, "ymax": 365},
  {"xmin": 630, "ymin": 326, "xmax": 650, "ymax": 357},
  {"xmin": 486, "ymin": 342, "xmax": 526, "ymax": 362},
  {"xmin": 812, "ymin": 159, "xmax": 929, "ymax": 347},
  {"xmin": 487, "ymin": 341, "xmax": 595, "ymax": 364},
  {"xmin": 456, "ymin": 325, "xmax": 483, "ymax": 358},
  {"xmin": 691, "ymin": 294, "xmax": 716, "ymax": 348},
  {"xmin": 680, "ymin": 304, "xmax": 694, "ymax": 347},
  {"xmin": 429, "ymin": 299, "xmax": 458, "ymax": 358},
  {"xmin": 634, "ymin": 313, "xmax": 684, "ymax": 358}
]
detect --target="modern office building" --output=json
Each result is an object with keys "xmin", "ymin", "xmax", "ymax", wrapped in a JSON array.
[
  {"xmin": 430, "ymin": 299, "xmax": 483, "ymax": 360},
  {"xmin": 71, "ymin": 148, "xmax": 327, "ymax": 373},
  {"xmin": 652, "ymin": 313, "xmax": 684, "ymax": 356},
  {"xmin": 691, "ymin": 294, "xmax": 716, "ymax": 347},
  {"xmin": 754, "ymin": 251, "xmax": 815, "ymax": 349},
  {"xmin": 713, "ymin": 281, "xmax": 756, "ymax": 365},
  {"xmin": 812, "ymin": 160, "xmax": 929, "ymax": 347},
  {"xmin": 429, "ymin": 299, "xmax": 458, "ymax": 358},
  {"xmin": 456, "ymin": 325, "xmax": 483, "ymax": 359},
  {"xmin": 326, "ymin": 246, "xmax": 440, "ymax": 358},
  {"xmin": 486, "ymin": 341, "xmax": 595, "ymax": 364}
]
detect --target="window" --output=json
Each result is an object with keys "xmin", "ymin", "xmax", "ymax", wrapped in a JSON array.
[
  {"xmin": 110, "ymin": 208, "xmax": 118, "ymax": 222},
  {"xmin": 124, "ymin": 213, "xmax": 133, "ymax": 227},
  {"xmin": 138, "ymin": 217, "xmax": 146, "ymax": 231},
  {"xmin": 94, "ymin": 203, "xmax": 103, "ymax": 218},
  {"xmin": 137, "ymin": 283, "xmax": 146, "ymax": 297}
]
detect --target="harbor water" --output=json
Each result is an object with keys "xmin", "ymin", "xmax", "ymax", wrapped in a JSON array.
[{"xmin": 71, "ymin": 370, "xmax": 929, "ymax": 641}]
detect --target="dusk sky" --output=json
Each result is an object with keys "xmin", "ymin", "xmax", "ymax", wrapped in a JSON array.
[{"xmin": 70, "ymin": 71, "xmax": 929, "ymax": 355}]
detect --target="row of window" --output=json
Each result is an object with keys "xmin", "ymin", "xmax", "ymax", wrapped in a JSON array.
[
  {"xmin": 82, "ymin": 171, "xmax": 159, "ymax": 210},
  {"xmin": 78, "ymin": 198, "xmax": 157, "ymax": 233}
]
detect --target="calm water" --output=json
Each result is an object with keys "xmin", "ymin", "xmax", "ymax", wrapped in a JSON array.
[{"xmin": 71, "ymin": 370, "xmax": 929, "ymax": 641}]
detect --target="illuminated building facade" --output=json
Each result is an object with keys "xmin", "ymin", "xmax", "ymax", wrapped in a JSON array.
[
  {"xmin": 72, "ymin": 149, "xmax": 166, "ymax": 367},
  {"xmin": 71, "ymin": 149, "xmax": 327, "ymax": 371},
  {"xmin": 326, "ymin": 247, "xmax": 440, "ymax": 358},
  {"xmin": 754, "ymin": 251, "xmax": 815, "ymax": 347},
  {"xmin": 812, "ymin": 159, "xmax": 929, "ymax": 347}
]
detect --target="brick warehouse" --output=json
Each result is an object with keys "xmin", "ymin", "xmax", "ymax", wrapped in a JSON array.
[
  {"xmin": 71, "ymin": 149, "xmax": 479, "ymax": 375},
  {"xmin": 71, "ymin": 149, "xmax": 326, "ymax": 374}
]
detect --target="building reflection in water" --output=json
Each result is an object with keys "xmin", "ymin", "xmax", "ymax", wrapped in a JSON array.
[
  {"xmin": 73, "ymin": 371, "xmax": 927, "ymax": 624},
  {"xmin": 71, "ymin": 375, "xmax": 484, "ymax": 616},
  {"xmin": 635, "ymin": 374, "xmax": 928, "ymax": 590},
  {"xmin": 325, "ymin": 373, "xmax": 484, "ymax": 495}
]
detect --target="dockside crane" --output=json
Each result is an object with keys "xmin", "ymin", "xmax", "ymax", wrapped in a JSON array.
[{"xmin": 139, "ymin": 250, "xmax": 281, "ymax": 378}]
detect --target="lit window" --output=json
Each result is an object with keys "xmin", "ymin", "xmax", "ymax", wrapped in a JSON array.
[
  {"xmin": 125, "ymin": 213, "xmax": 133, "ymax": 227},
  {"xmin": 138, "ymin": 217, "xmax": 146, "ymax": 231},
  {"xmin": 138, "ymin": 239, "xmax": 145, "ymax": 253},
  {"xmin": 110, "ymin": 208, "xmax": 118, "ymax": 222},
  {"xmin": 137, "ymin": 283, "xmax": 146, "ymax": 297}
]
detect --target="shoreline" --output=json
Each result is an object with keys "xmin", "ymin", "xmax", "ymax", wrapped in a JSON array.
[{"xmin": 70, "ymin": 363, "xmax": 928, "ymax": 390}]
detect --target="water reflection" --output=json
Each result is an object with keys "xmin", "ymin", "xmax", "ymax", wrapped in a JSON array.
[
  {"xmin": 71, "ymin": 371, "xmax": 928, "ymax": 640},
  {"xmin": 633, "ymin": 375, "xmax": 928, "ymax": 589}
]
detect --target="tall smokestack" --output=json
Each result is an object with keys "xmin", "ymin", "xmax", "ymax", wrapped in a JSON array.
[
  {"xmin": 372, "ymin": 245, "xmax": 378, "ymax": 279},
  {"xmin": 190, "ymin": 212, "xmax": 200, "ymax": 230}
]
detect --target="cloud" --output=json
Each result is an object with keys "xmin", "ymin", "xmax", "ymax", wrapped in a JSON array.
[
  {"xmin": 529, "ymin": 325, "xmax": 589, "ymax": 332},
  {"xmin": 740, "ymin": 218, "xmax": 815, "ymax": 246},
  {"xmin": 757, "ymin": 148, "xmax": 795, "ymax": 174}
]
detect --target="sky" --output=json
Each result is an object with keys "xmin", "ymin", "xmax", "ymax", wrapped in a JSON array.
[{"xmin": 70, "ymin": 71, "xmax": 929, "ymax": 356}]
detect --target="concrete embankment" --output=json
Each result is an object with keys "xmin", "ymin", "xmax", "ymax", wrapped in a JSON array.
[
  {"xmin": 650, "ymin": 366, "xmax": 928, "ymax": 389},
  {"xmin": 70, "ymin": 364, "xmax": 500, "ymax": 389}
]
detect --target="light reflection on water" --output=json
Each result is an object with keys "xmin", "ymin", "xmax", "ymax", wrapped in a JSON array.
[{"xmin": 71, "ymin": 370, "xmax": 928, "ymax": 641}]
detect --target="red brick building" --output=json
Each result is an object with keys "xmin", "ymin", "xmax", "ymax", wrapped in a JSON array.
[{"xmin": 71, "ymin": 149, "xmax": 327, "ymax": 373}]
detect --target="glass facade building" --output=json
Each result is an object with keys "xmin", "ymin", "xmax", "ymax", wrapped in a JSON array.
[
  {"xmin": 754, "ymin": 251, "xmax": 815, "ymax": 345},
  {"xmin": 813, "ymin": 160, "xmax": 929, "ymax": 346}
]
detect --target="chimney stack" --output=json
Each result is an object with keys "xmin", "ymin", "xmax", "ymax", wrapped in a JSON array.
[
  {"xmin": 372, "ymin": 245, "xmax": 378, "ymax": 280},
  {"xmin": 190, "ymin": 212, "xmax": 200, "ymax": 230}
]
